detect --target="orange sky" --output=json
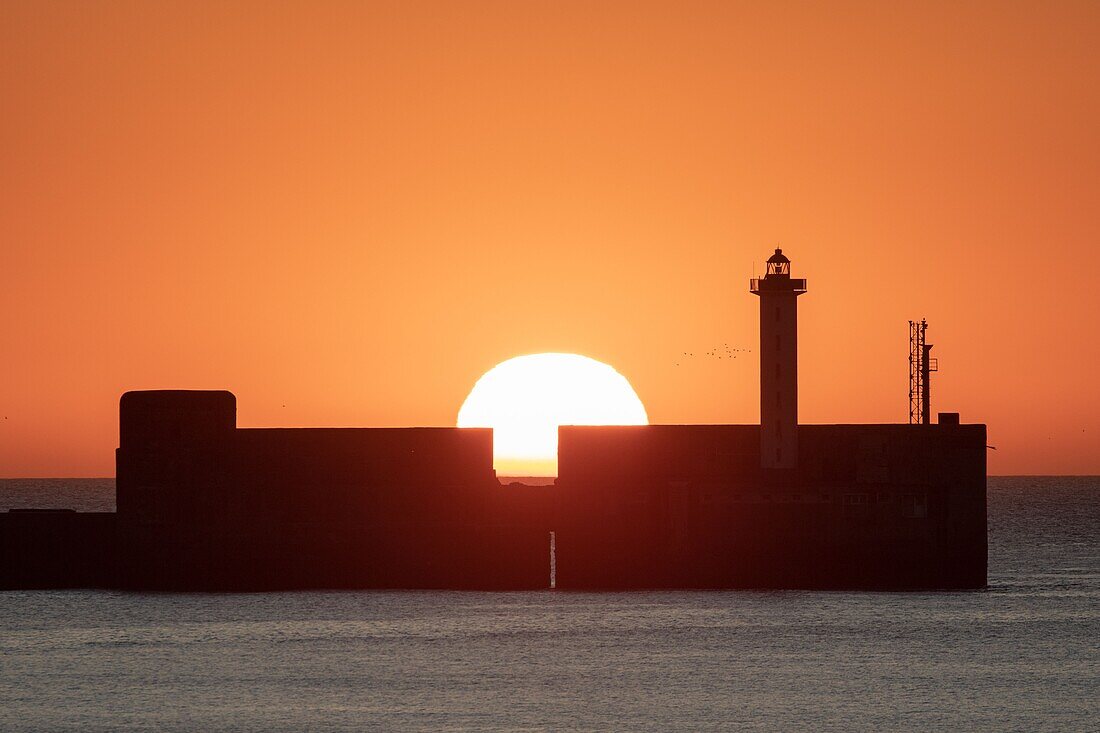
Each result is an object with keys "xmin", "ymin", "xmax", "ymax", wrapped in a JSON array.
[{"xmin": 2, "ymin": 1, "xmax": 1098, "ymax": 476}]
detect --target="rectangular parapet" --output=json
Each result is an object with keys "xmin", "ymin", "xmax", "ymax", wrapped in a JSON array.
[
  {"xmin": 558, "ymin": 424, "xmax": 761, "ymax": 488},
  {"xmin": 797, "ymin": 423, "xmax": 987, "ymax": 487},
  {"xmin": 230, "ymin": 426, "xmax": 498, "ymax": 521}
]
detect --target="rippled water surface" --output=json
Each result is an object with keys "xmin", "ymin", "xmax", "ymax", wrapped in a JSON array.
[{"xmin": 1, "ymin": 477, "xmax": 1096, "ymax": 732}]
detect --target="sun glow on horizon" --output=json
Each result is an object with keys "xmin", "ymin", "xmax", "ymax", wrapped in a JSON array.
[{"xmin": 457, "ymin": 353, "xmax": 648, "ymax": 477}]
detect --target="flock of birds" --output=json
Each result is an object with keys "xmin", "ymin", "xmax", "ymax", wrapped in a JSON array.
[{"xmin": 674, "ymin": 344, "xmax": 750, "ymax": 366}]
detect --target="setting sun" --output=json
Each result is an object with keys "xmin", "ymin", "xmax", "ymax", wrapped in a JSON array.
[{"xmin": 457, "ymin": 353, "xmax": 648, "ymax": 477}]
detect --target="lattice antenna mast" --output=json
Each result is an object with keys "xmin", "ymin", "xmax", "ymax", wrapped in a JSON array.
[
  {"xmin": 909, "ymin": 320, "xmax": 921, "ymax": 424},
  {"xmin": 908, "ymin": 319, "xmax": 937, "ymax": 424}
]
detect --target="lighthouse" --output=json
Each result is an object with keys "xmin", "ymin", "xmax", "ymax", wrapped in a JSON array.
[{"xmin": 750, "ymin": 248, "xmax": 807, "ymax": 469}]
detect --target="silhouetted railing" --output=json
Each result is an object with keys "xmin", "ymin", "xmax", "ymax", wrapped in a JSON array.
[{"xmin": 750, "ymin": 278, "xmax": 807, "ymax": 293}]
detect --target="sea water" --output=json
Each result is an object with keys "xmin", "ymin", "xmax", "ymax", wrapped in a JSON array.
[{"xmin": 0, "ymin": 477, "xmax": 1096, "ymax": 732}]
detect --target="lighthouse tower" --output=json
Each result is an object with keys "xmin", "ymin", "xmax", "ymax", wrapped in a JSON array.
[{"xmin": 750, "ymin": 249, "xmax": 807, "ymax": 470}]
